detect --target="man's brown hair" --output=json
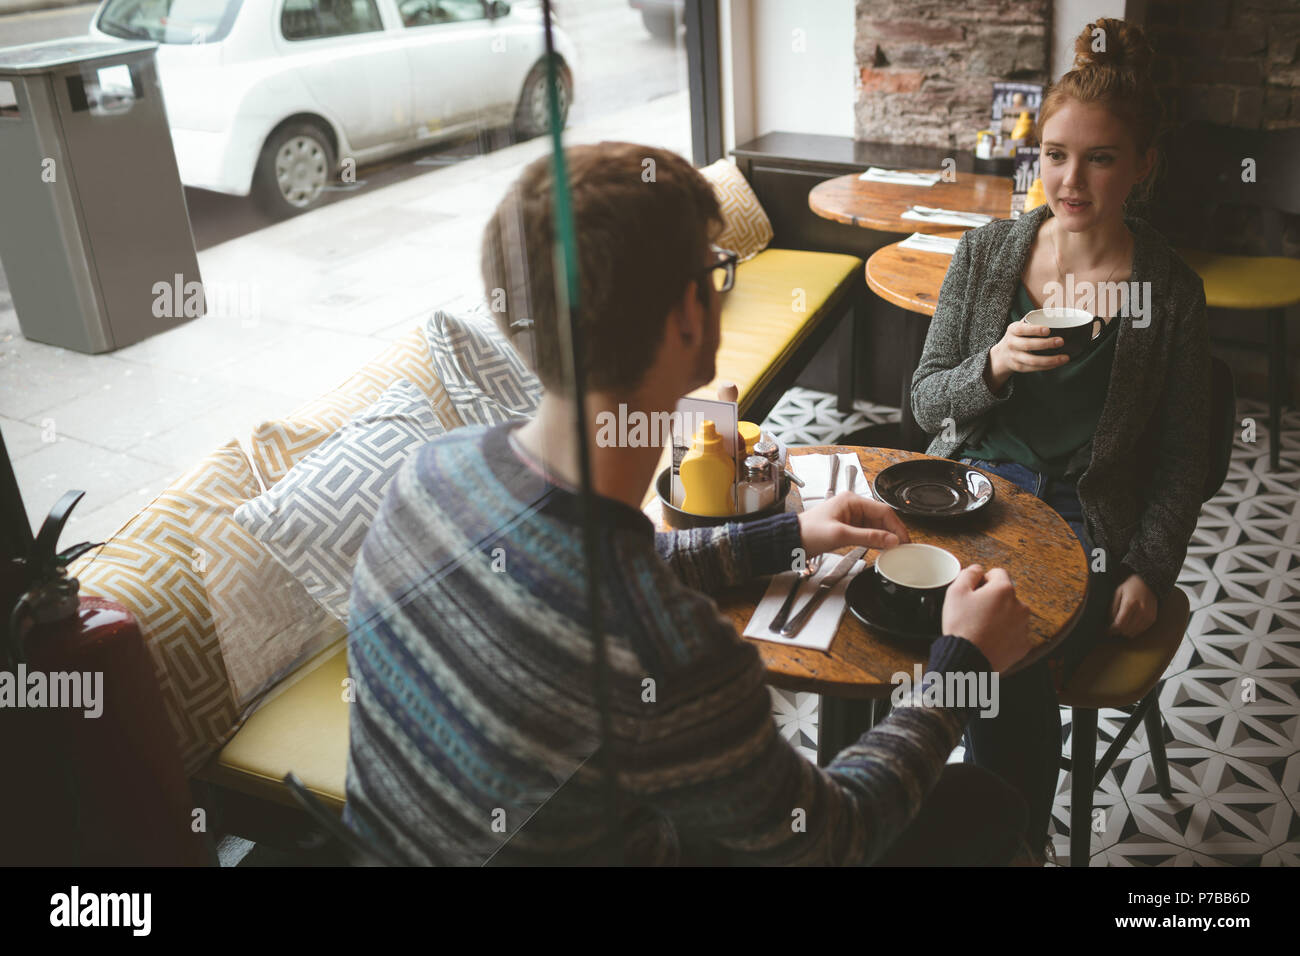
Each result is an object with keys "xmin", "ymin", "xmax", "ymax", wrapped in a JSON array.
[{"xmin": 481, "ymin": 142, "xmax": 722, "ymax": 395}]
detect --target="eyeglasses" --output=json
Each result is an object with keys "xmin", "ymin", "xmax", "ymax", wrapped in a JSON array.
[{"xmin": 701, "ymin": 246, "xmax": 738, "ymax": 293}]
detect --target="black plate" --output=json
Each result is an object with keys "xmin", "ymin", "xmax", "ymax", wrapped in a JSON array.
[
  {"xmin": 845, "ymin": 568, "xmax": 942, "ymax": 644},
  {"xmin": 872, "ymin": 459, "xmax": 994, "ymax": 519}
]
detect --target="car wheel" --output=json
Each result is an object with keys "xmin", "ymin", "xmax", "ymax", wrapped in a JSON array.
[
  {"xmin": 513, "ymin": 60, "xmax": 571, "ymax": 140},
  {"xmin": 641, "ymin": 8, "xmax": 679, "ymax": 39},
  {"xmin": 251, "ymin": 122, "xmax": 335, "ymax": 219}
]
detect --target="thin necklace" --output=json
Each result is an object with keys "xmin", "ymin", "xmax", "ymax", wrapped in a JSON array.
[{"xmin": 1049, "ymin": 217, "xmax": 1128, "ymax": 322}]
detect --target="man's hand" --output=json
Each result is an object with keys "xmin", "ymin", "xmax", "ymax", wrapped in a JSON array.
[
  {"xmin": 1108, "ymin": 573, "xmax": 1157, "ymax": 638},
  {"xmin": 941, "ymin": 565, "xmax": 1033, "ymax": 673},
  {"xmin": 797, "ymin": 492, "xmax": 911, "ymax": 556}
]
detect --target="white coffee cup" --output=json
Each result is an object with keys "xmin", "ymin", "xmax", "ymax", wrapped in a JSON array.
[{"xmin": 874, "ymin": 544, "xmax": 962, "ymax": 629}]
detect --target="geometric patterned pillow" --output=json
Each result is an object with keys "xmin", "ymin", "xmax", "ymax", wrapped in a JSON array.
[
  {"xmin": 233, "ymin": 380, "xmax": 445, "ymax": 623},
  {"xmin": 696, "ymin": 159, "xmax": 773, "ymax": 263},
  {"xmin": 423, "ymin": 303, "xmax": 541, "ymax": 426},
  {"xmin": 249, "ymin": 328, "xmax": 462, "ymax": 489},
  {"xmin": 66, "ymin": 442, "xmax": 246, "ymax": 776},
  {"xmin": 185, "ymin": 442, "xmax": 342, "ymax": 709}
]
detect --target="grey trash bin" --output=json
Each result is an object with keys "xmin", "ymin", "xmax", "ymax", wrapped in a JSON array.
[{"xmin": 0, "ymin": 39, "xmax": 201, "ymax": 354}]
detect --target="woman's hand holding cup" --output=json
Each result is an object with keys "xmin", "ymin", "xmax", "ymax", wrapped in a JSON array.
[{"xmin": 985, "ymin": 321, "xmax": 1070, "ymax": 393}]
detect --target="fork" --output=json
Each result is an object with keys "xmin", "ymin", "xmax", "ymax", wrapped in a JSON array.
[{"xmin": 769, "ymin": 554, "xmax": 821, "ymax": 633}]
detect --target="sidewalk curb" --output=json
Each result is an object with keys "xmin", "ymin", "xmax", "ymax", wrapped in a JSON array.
[{"xmin": 0, "ymin": 0, "xmax": 96, "ymax": 17}]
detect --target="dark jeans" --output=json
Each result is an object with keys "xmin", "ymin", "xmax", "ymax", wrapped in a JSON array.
[{"xmin": 954, "ymin": 456, "xmax": 1121, "ymax": 858}]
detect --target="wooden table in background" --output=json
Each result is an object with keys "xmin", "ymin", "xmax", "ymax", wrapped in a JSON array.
[
  {"xmin": 864, "ymin": 233, "xmax": 962, "ymax": 317},
  {"xmin": 807, "ymin": 169, "xmax": 1011, "ymax": 453},
  {"xmin": 808, "ymin": 170, "xmax": 1013, "ymax": 234},
  {"xmin": 698, "ymin": 445, "xmax": 1089, "ymax": 764},
  {"xmin": 861, "ymin": 237, "xmax": 962, "ymax": 448}
]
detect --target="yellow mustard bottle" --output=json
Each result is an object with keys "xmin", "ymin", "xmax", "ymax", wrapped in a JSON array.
[
  {"xmin": 1024, "ymin": 176, "xmax": 1046, "ymax": 212},
  {"xmin": 1010, "ymin": 109, "xmax": 1033, "ymax": 142},
  {"xmin": 680, "ymin": 420, "xmax": 735, "ymax": 516}
]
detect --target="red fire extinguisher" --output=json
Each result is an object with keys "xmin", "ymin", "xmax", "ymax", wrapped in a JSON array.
[{"xmin": 1, "ymin": 490, "xmax": 209, "ymax": 865}]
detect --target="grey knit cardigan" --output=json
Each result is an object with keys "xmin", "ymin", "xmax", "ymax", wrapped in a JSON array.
[{"xmin": 910, "ymin": 201, "xmax": 1212, "ymax": 598}]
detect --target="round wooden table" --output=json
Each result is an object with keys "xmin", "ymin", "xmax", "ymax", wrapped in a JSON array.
[
  {"xmin": 864, "ymin": 234, "xmax": 961, "ymax": 316},
  {"xmin": 808, "ymin": 170, "xmax": 1013, "ymax": 234},
  {"xmin": 708, "ymin": 445, "xmax": 1089, "ymax": 763}
]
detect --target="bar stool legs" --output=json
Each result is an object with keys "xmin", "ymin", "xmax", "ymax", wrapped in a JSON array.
[
  {"xmin": 1268, "ymin": 312, "xmax": 1289, "ymax": 473},
  {"xmin": 1066, "ymin": 687, "xmax": 1175, "ymax": 866},
  {"xmin": 1143, "ymin": 694, "xmax": 1174, "ymax": 800},
  {"xmin": 1069, "ymin": 707, "xmax": 1098, "ymax": 867}
]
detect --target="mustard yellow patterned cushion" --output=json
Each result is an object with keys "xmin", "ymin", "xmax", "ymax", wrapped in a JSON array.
[
  {"xmin": 67, "ymin": 445, "xmax": 241, "ymax": 775},
  {"xmin": 696, "ymin": 159, "xmax": 774, "ymax": 263},
  {"xmin": 68, "ymin": 441, "xmax": 344, "ymax": 775},
  {"xmin": 249, "ymin": 328, "xmax": 461, "ymax": 487}
]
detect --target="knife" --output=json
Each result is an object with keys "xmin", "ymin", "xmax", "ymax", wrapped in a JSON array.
[
  {"xmin": 779, "ymin": 546, "xmax": 867, "ymax": 638},
  {"xmin": 911, "ymin": 205, "xmax": 992, "ymax": 222},
  {"xmin": 827, "ymin": 455, "xmax": 840, "ymax": 497}
]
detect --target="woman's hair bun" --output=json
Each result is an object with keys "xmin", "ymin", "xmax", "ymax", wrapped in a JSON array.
[{"xmin": 1072, "ymin": 16, "xmax": 1153, "ymax": 75}]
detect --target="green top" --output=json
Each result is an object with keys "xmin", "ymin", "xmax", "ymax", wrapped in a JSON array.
[{"xmin": 960, "ymin": 282, "xmax": 1119, "ymax": 478}]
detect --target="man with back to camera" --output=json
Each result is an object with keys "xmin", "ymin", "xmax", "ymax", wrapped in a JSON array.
[{"xmin": 344, "ymin": 141, "xmax": 1040, "ymax": 865}]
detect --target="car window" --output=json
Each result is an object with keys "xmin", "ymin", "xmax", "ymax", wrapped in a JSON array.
[
  {"xmin": 97, "ymin": 0, "xmax": 244, "ymax": 44},
  {"xmin": 281, "ymin": 0, "xmax": 385, "ymax": 40},
  {"xmin": 397, "ymin": 0, "xmax": 486, "ymax": 29}
]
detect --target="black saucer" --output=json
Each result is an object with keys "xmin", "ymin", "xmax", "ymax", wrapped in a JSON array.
[
  {"xmin": 845, "ymin": 568, "xmax": 943, "ymax": 644},
  {"xmin": 872, "ymin": 459, "xmax": 994, "ymax": 519}
]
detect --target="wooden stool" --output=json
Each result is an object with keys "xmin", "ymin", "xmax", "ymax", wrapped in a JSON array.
[
  {"xmin": 1177, "ymin": 249, "xmax": 1300, "ymax": 471},
  {"xmin": 1055, "ymin": 586, "xmax": 1190, "ymax": 867},
  {"xmin": 1053, "ymin": 357, "xmax": 1237, "ymax": 865}
]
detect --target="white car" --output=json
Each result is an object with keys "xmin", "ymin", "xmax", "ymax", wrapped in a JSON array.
[{"xmin": 89, "ymin": 0, "xmax": 577, "ymax": 216}]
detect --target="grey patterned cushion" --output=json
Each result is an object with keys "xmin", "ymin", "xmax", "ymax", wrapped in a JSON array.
[
  {"xmin": 423, "ymin": 303, "xmax": 541, "ymax": 426},
  {"xmin": 233, "ymin": 380, "xmax": 444, "ymax": 622}
]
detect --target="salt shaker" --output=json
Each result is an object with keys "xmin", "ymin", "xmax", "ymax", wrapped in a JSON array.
[{"xmin": 737, "ymin": 456, "xmax": 776, "ymax": 512}]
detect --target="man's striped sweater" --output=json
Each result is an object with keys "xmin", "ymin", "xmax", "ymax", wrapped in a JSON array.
[{"xmin": 343, "ymin": 420, "xmax": 993, "ymax": 865}]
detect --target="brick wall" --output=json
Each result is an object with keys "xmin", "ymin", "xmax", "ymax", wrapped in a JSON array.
[
  {"xmin": 1144, "ymin": 0, "xmax": 1300, "ymax": 405},
  {"xmin": 1145, "ymin": 0, "xmax": 1300, "ymax": 257},
  {"xmin": 853, "ymin": 0, "xmax": 1051, "ymax": 148},
  {"xmin": 1146, "ymin": 0, "xmax": 1300, "ymax": 131}
]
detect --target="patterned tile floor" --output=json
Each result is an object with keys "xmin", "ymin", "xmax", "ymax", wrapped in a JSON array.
[{"xmin": 759, "ymin": 389, "xmax": 1300, "ymax": 867}]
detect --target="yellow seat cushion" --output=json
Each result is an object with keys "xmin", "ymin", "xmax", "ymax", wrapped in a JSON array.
[
  {"xmin": 1177, "ymin": 248, "xmax": 1300, "ymax": 311},
  {"xmin": 1056, "ymin": 586, "xmax": 1190, "ymax": 710},
  {"xmin": 202, "ymin": 642, "xmax": 350, "ymax": 812},
  {"xmin": 688, "ymin": 247, "xmax": 862, "ymax": 413}
]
